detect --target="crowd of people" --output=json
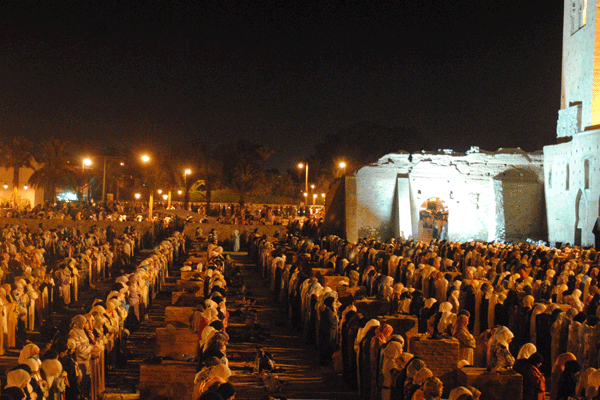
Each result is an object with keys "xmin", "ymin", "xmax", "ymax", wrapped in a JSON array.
[
  {"xmin": 0, "ymin": 219, "xmax": 186, "ymax": 400},
  {"xmin": 250, "ymin": 225, "xmax": 600, "ymax": 400}
]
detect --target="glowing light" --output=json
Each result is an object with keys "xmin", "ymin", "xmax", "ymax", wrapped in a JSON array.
[
  {"xmin": 303, "ymin": 192, "xmax": 308, "ymax": 197},
  {"xmin": 313, "ymin": 194, "xmax": 317, "ymax": 198},
  {"xmin": 184, "ymin": 169, "xmax": 191, "ymax": 175},
  {"xmin": 298, "ymin": 163, "xmax": 304, "ymax": 169},
  {"xmin": 162, "ymin": 194, "xmax": 168, "ymax": 200},
  {"xmin": 178, "ymin": 190, "xmax": 182, "ymax": 195},
  {"xmin": 120, "ymin": 162, "xmax": 124, "ymax": 166},
  {"xmin": 134, "ymin": 193, "xmax": 141, "ymax": 199},
  {"xmin": 339, "ymin": 161, "xmax": 346, "ymax": 168},
  {"xmin": 23, "ymin": 186, "xmax": 28, "ymax": 190},
  {"xmin": 83, "ymin": 158, "xmax": 92, "ymax": 166},
  {"xmin": 3, "ymin": 184, "xmax": 7, "ymax": 189},
  {"xmin": 157, "ymin": 189, "xmax": 163, "ymax": 194},
  {"xmin": 141, "ymin": 155, "xmax": 150, "ymax": 162},
  {"xmin": 321, "ymin": 193, "xmax": 326, "ymax": 198},
  {"xmin": 310, "ymin": 184, "xmax": 315, "ymax": 189}
]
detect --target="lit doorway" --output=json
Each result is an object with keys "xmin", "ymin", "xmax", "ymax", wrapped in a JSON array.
[{"xmin": 418, "ymin": 197, "xmax": 449, "ymax": 241}]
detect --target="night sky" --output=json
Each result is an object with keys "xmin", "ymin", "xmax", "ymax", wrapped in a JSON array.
[{"xmin": 1, "ymin": 1, "xmax": 564, "ymax": 170}]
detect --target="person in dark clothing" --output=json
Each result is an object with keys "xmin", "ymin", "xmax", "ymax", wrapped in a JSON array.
[
  {"xmin": 522, "ymin": 353, "xmax": 545, "ymax": 400},
  {"xmin": 556, "ymin": 360, "xmax": 581, "ymax": 400},
  {"xmin": 318, "ymin": 296, "xmax": 338, "ymax": 366}
]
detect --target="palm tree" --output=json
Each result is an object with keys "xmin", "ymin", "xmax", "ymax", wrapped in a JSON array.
[
  {"xmin": 0, "ymin": 136, "xmax": 35, "ymax": 204},
  {"xmin": 28, "ymin": 139, "xmax": 79, "ymax": 204}
]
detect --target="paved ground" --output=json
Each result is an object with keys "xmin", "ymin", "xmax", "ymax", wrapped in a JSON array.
[{"xmin": 224, "ymin": 253, "xmax": 360, "ymax": 400}]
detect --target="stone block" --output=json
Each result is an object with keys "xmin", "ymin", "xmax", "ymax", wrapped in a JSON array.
[
  {"xmin": 378, "ymin": 315, "xmax": 418, "ymax": 346},
  {"xmin": 354, "ymin": 298, "xmax": 390, "ymax": 320},
  {"xmin": 457, "ymin": 367, "xmax": 522, "ymax": 400},
  {"xmin": 155, "ymin": 325, "xmax": 198, "ymax": 360},
  {"xmin": 164, "ymin": 306, "xmax": 196, "ymax": 328},
  {"xmin": 337, "ymin": 286, "xmax": 367, "ymax": 309},
  {"xmin": 321, "ymin": 276, "xmax": 350, "ymax": 291},
  {"xmin": 176, "ymin": 279, "xmax": 203, "ymax": 290},
  {"xmin": 409, "ymin": 335, "xmax": 459, "ymax": 398},
  {"xmin": 139, "ymin": 361, "xmax": 196, "ymax": 400}
]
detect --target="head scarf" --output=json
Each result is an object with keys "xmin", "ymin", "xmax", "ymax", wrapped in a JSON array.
[
  {"xmin": 356, "ymin": 319, "xmax": 380, "ymax": 345},
  {"xmin": 5, "ymin": 369, "xmax": 29, "ymax": 389},
  {"xmin": 493, "ymin": 326, "xmax": 514, "ymax": 348},
  {"xmin": 517, "ymin": 343, "xmax": 537, "ymax": 360},
  {"xmin": 375, "ymin": 324, "xmax": 393, "ymax": 343},
  {"xmin": 522, "ymin": 295, "xmax": 534, "ymax": 308},
  {"xmin": 71, "ymin": 314, "xmax": 87, "ymax": 329},
  {"xmin": 413, "ymin": 367, "xmax": 433, "ymax": 386},
  {"xmin": 453, "ymin": 314, "xmax": 469, "ymax": 337},
  {"xmin": 406, "ymin": 358, "xmax": 427, "ymax": 379},
  {"xmin": 449, "ymin": 387, "xmax": 473, "ymax": 400},
  {"xmin": 18, "ymin": 343, "xmax": 40, "ymax": 365}
]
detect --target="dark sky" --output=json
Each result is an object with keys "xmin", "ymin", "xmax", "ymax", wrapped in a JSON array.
[{"xmin": 1, "ymin": 1, "xmax": 564, "ymax": 170}]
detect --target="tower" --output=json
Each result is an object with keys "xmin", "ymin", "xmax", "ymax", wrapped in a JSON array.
[{"xmin": 545, "ymin": 0, "xmax": 600, "ymax": 246}]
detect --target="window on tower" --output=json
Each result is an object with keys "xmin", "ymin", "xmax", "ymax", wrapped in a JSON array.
[{"xmin": 571, "ymin": 0, "xmax": 587, "ymax": 34}]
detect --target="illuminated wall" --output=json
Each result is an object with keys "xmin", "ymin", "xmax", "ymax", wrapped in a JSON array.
[
  {"xmin": 348, "ymin": 148, "xmax": 545, "ymax": 243},
  {"xmin": 544, "ymin": 130, "xmax": 600, "ymax": 246},
  {"xmin": 0, "ymin": 166, "xmax": 44, "ymax": 208}
]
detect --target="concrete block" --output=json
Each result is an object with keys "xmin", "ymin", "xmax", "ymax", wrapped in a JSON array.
[
  {"xmin": 155, "ymin": 325, "xmax": 198, "ymax": 360},
  {"xmin": 139, "ymin": 361, "xmax": 196, "ymax": 400},
  {"xmin": 457, "ymin": 367, "xmax": 522, "ymax": 400},
  {"xmin": 409, "ymin": 335, "xmax": 459, "ymax": 398}
]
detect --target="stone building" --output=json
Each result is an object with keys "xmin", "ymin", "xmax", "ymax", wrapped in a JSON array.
[
  {"xmin": 0, "ymin": 166, "xmax": 44, "ymax": 209},
  {"xmin": 326, "ymin": 0, "xmax": 600, "ymax": 246},
  {"xmin": 325, "ymin": 148, "xmax": 546, "ymax": 244},
  {"xmin": 543, "ymin": 0, "xmax": 600, "ymax": 247}
]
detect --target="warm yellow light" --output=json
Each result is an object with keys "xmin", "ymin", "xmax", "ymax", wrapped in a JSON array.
[
  {"xmin": 3, "ymin": 184, "xmax": 8, "ymax": 189},
  {"xmin": 83, "ymin": 158, "xmax": 92, "ymax": 166},
  {"xmin": 313, "ymin": 194, "xmax": 317, "ymax": 199},
  {"xmin": 298, "ymin": 163, "xmax": 304, "ymax": 169},
  {"xmin": 178, "ymin": 190, "xmax": 182, "ymax": 195},
  {"xmin": 120, "ymin": 162, "xmax": 124, "ymax": 166},
  {"xmin": 184, "ymin": 169, "xmax": 191, "ymax": 175},
  {"xmin": 321, "ymin": 193, "xmax": 326, "ymax": 198},
  {"xmin": 310, "ymin": 184, "xmax": 315, "ymax": 189},
  {"xmin": 23, "ymin": 186, "xmax": 28, "ymax": 190},
  {"xmin": 141, "ymin": 155, "xmax": 150, "ymax": 163},
  {"xmin": 162, "ymin": 194, "xmax": 168, "ymax": 200},
  {"xmin": 134, "ymin": 193, "xmax": 141, "ymax": 199},
  {"xmin": 339, "ymin": 161, "xmax": 346, "ymax": 168},
  {"xmin": 303, "ymin": 192, "xmax": 308, "ymax": 197},
  {"xmin": 157, "ymin": 189, "xmax": 162, "ymax": 194}
]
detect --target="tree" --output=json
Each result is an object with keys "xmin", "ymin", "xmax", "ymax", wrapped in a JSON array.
[
  {"xmin": 0, "ymin": 136, "xmax": 35, "ymax": 204},
  {"xmin": 28, "ymin": 139, "xmax": 79, "ymax": 204},
  {"xmin": 217, "ymin": 140, "xmax": 268, "ymax": 208}
]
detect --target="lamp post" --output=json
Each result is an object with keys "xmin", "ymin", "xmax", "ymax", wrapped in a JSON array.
[
  {"xmin": 82, "ymin": 158, "xmax": 92, "ymax": 201},
  {"xmin": 339, "ymin": 161, "xmax": 347, "ymax": 176},
  {"xmin": 141, "ymin": 155, "xmax": 153, "ymax": 221},
  {"xmin": 298, "ymin": 162, "xmax": 308, "ymax": 195},
  {"xmin": 184, "ymin": 169, "xmax": 191, "ymax": 210}
]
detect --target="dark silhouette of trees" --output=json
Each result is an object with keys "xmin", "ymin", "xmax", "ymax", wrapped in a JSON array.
[{"xmin": 28, "ymin": 139, "xmax": 79, "ymax": 203}]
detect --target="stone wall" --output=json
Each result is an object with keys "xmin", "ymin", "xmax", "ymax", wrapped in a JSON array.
[
  {"xmin": 346, "ymin": 148, "xmax": 545, "ymax": 243},
  {"xmin": 544, "ymin": 129, "xmax": 600, "ymax": 246}
]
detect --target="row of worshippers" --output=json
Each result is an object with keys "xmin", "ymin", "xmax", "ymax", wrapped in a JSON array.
[
  {"xmin": 252, "ymin": 231, "xmax": 600, "ymax": 400},
  {"xmin": 0, "ymin": 223, "xmax": 156, "ymax": 353},
  {"xmin": 285, "ymin": 234, "xmax": 600, "ymax": 373},
  {"xmin": 0, "ymin": 231, "xmax": 183, "ymax": 400},
  {"xmin": 190, "ymin": 244, "xmax": 236, "ymax": 400},
  {"xmin": 251, "ymin": 235, "xmax": 488, "ymax": 400}
]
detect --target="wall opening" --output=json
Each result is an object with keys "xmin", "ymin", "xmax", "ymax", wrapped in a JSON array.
[
  {"xmin": 418, "ymin": 197, "xmax": 448, "ymax": 241},
  {"xmin": 566, "ymin": 164, "xmax": 570, "ymax": 190},
  {"xmin": 585, "ymin": 159, "xmax": 590, "ymax": 189}
]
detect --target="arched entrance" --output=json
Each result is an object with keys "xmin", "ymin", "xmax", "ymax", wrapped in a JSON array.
[{"xmin": 418, "ymin": 197, "xmax": 449, "ymax": 241}]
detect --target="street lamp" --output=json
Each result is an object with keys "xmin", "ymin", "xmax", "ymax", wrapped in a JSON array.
[
  {"xmin": 339, "ymin": 161, "xmax": 347, "ymax": 176},
  {"xmin": 162, "ymin": 194, "xmax": 168, "ymax": 201},
  {"xmin": 298, "ymin": 162, "xmax": 308, "ymax": 195},
  {"xmin": 312, "ymin": 193, "xmax": 317, "ymax": 206},
  {"xmin": 134, "ymin": 193, "xmax": 141, "ymax": 200},
  {"xmin": 82, "ymin": 158, "xmax": 92, "ymax": 201}
]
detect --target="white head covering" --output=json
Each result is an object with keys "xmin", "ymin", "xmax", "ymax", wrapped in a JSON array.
[
  {"xmin": 517, "ymin": 343, "xmax": 537, "ymax": 360},
  {"xmin": 5, "ymin": 369, "xmax": 30, "ymax": 389},
  {"xmin": 494, "ymin": 326, "xmax": 514, "ymax": 348},
  {"xmin": 448, "ymin": 387, "xmax": 473, "ymax": 400},
  {"xmin": 356, "ymin": 319, "xmax": 380, "ymax": 345},
  {"xmin": 18, "ymin": 343, "xmax": 40, "ymax": 365}
]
